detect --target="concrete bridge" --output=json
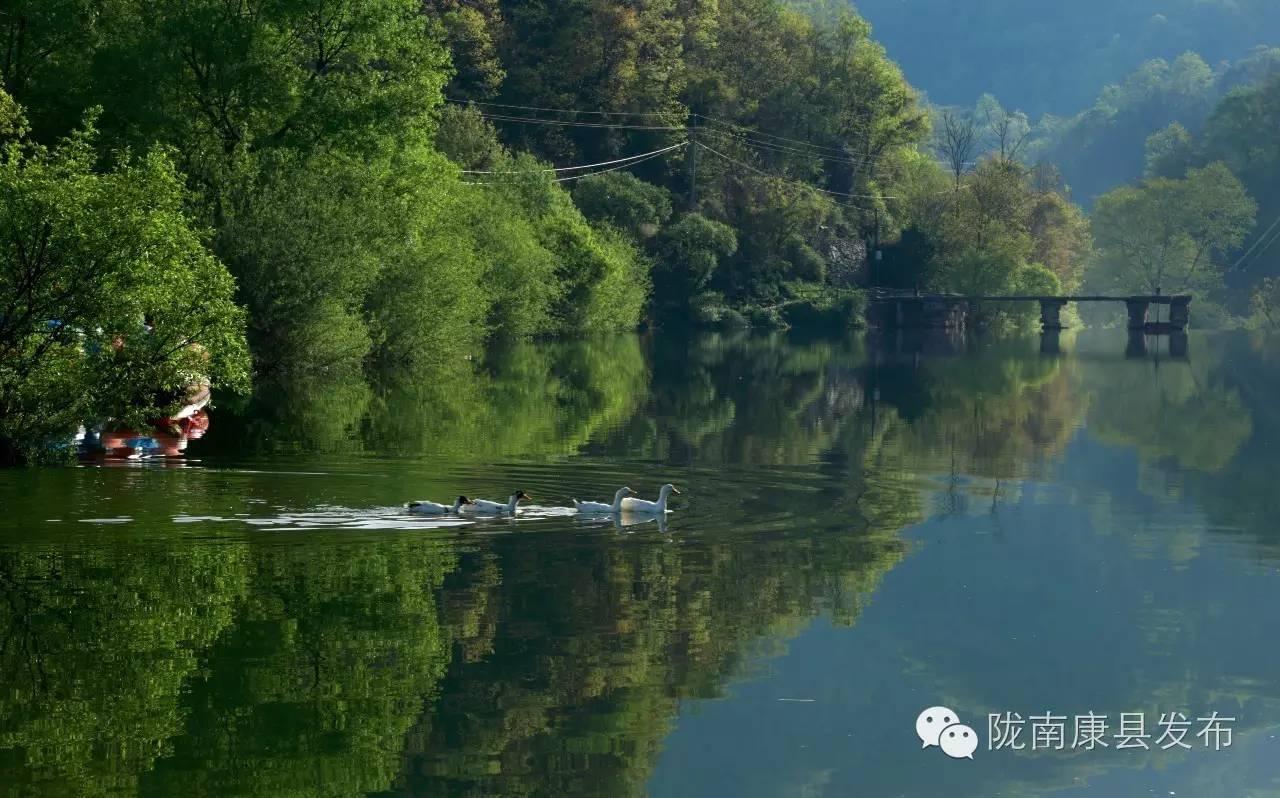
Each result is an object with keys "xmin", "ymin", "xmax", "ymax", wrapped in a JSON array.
[{"xmin": 868, "ymin": 293, "xmax": 1192, "ymax": 332}]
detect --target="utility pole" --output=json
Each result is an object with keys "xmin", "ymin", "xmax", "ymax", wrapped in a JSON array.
[
  {"xmin": 872, "ymin": 206, "xmax": 881, "ymax": 286},
  {"xmin": 686, "ymin": 117, "xmax": 698, "ymax": 211}
]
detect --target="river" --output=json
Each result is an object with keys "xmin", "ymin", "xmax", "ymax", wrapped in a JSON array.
[{"xmin": 1, "ymin": 329, "xmax": 1277, "ymax": 797}]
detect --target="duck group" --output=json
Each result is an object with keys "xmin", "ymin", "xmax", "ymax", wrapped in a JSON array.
[{"xmin": 407, "ymin": 485, "xmax": 681, "ymax": 517}]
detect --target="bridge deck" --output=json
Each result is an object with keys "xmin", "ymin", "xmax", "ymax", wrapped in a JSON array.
[{"xmin": 871, "ymin": 294, "xmax": 1191, "ymax": 304}]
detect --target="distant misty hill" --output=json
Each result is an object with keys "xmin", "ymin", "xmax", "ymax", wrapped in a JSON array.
[{"xmin": 852, "ymin": 0, "xmax": 1280, "ymax": 116}]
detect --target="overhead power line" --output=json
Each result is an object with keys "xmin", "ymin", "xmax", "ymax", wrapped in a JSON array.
[
  {"xmin": 448, "ymin": 97, "xmax": 889, "ymax": 161},
  {"xmin": 695, "ymin": 114, "xmax": 856, "ymax": 157},
  {"xmin": 461, "ymin": 143, "xmax": 687, "ymax": 174},
  {"xmin": 702, "ymin": 125, "xmax": 973, "ymax": 171},
  {"xmin": 693, "ymin": 141, "xmax": 891, "ymax": 205},
  {"xmin": 476, "ymin": 111, "xmax": 686, "ymax": 131},
  {"xmin": 475, "ymin": 108, "xmax": 887, "ymax": 165},
  {"xmin": 448, "ymin": 99, "xmax": 974, "ymax": 207},
  {"xmin": 698, "ymin": 126, "xmax": 889, "ymax": 168},
  {"xmin": 462, "ymin": 141, "xmax": 687, "ymax": 185},
  {"xmin": 446, "ymin": 97, "xmax": 679, "ymax": 119},
  {"xmin": 1239, "ymin": 225, "xmax": 1280, "ymax": 272},
  {"xmin": 695, "ymin": 140, "xmax": 970, "ymax": 205},
  {"xmin": 1232, "ymin": 212, "xmax": 1280, "ymax": 271}
]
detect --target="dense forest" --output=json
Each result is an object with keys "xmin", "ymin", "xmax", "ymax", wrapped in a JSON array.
[
  {"xmin": 0, "ymin": 0, "xmax": 1092, "ymax": 462},
  {"xmin": 2, "ymin": 0, "xmax": 1280, "ymax": 462}
]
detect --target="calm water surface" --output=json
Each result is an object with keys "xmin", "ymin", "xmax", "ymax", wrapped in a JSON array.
[{"xmin": 1, "ymin": 330, "xmax": 1279, "ymax": 797}]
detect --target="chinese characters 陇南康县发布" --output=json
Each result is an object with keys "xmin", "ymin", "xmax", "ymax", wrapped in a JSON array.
[{"xmin": 987, "ymin": 711, "xmax": 1236, "ymax": 752}]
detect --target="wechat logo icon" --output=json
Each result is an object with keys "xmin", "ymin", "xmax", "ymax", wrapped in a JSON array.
[{"xmin": 916, "ymin": 706, "xmax": 978, "ymax": 760}]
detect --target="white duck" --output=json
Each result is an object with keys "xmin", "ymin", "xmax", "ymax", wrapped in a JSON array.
[
  {"xmin": 464, "ymin": 490, "xmax": 532, "ymax": 515},
  {"xmin": 573, "ymin": 487, "xmax": 636, "ymax": 514},
  {"xmin": 620, "ymin": 484, "xmax": 681, "ymax": 514},
  {"xmin": 407, "ymin": 495, "xmax": 473, "ymax": 515}
]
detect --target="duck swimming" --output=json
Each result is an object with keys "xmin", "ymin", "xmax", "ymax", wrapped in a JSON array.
[
  {"xmin": 407, "ymin": 495, "xmax": 473, "ymax": 515},
  {"xmin": 465, "ymin": 490, "xmax": 532, "ymax": 515},
  {"xmin": 573, "ymin": 487, "xmax": 636, "ymax": 514},
  {"xmin": 621, "ymin": 484, "xmax": 681, "ymax": 514}
]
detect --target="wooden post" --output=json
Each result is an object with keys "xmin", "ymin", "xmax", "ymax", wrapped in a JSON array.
[
  {"xmin": 686, "ymin": 124, "xmax": 698, "ymax": 210},
  {"xmin": 1168, "ymin": 298, "xmax": 1191, "ymax": 330},
  {"xmin": 1125, "ymin": 299, "xmax": 1150, "ymax": 330}
]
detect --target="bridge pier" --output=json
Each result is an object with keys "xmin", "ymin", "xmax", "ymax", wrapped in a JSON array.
[
  {"xmin": 1125, "ymin": 299, "xmax": 1150, "ymax": 330},
  {"xmin": 1126, "ymin": 330, "xmax": 1149, "ymax": 358},
  {"xmin": 1126, "ymin": 330, "xmax": 1190, "ymax": 360},
  {"xmin": 869, "ymin": 293, "xmax": 1191, "ymax": 337},
  {"xmin": 1039, "ymin": 329, "xmax": 1062, "ymax": 355},
  {"xmin": 1039, "ymin": 299, "xmax": 1068, "ymax": 330}
]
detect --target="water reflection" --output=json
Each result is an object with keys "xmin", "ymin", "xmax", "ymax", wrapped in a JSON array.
[
  {"xmin": 205, "ymin": 336, "xmax": 649, "ymax": 461},
  {"xmin": 1, "ymin": 330, "xmax": 1279, "ymax": 797},
  {"xmin": 78, "ymin": 409, "xmax": 211, "ymax": 463}
]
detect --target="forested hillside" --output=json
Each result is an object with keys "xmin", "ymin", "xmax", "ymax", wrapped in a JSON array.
[
  {"xmin": 853, "ymin": 0, "xmax": 1280, "ymax": 115},
  {"xmin": 1027, "ymin": 48, "xmax": 1280, "ymax": 206},
  {"xmin": 885, "ymin": 1, "xmax": 1280, "ymax": 324}
]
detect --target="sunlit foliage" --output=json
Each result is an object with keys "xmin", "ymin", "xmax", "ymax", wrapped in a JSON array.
[
  {"xmin": 1090, "ymin": 163, "xmax": 1255, "ymax": 296},
  {"xmin": 0, "ymin": 92, "xmax": 249, "ymax": 462}
]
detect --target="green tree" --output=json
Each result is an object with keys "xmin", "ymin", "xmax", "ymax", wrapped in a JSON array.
[
  {"xmin": 216, "ymin": 151, "xmax": 383, "ymax": 377},
  {"xmin": 433, "ymin": 103, "xmax": 508, "ymax": 172},
  {"xmin": 496, "ymin": 0, "xmax": 687, "ymax": 163},
  {"xmin": 87, "ymin": 0, "xmax": 451, "ymax": 179},
  {"xmin": 1028, "ymin": 189, "xmax": 1093, "ymax": 288},
  {"xmin": 1250, "ymin": 277, "xmax": 1280, "ymax": 329},
  {"xmin": 573, "ymin": 172, "xmax": 674, "ymax": 240},
  {"xmin": 1144, "ymin": 122, "xmax": 1194, "ymax": 178},
  {"xmin": 1197, "ymin": 75, "xmax": 1280, "ymax": 281},
  {"xmin": 652, "ymin": 213, "xmax": 738, "ymax": 314},
  {"xmin": 0, "ymin": 0, "xmax": 104, "ymax": 139},
  {"xmin": 0, "ymin": 93, "xmax": 249, "ymax": 462},
  {"xmin": 1091, "ymin": 162, "xmax": 1256, "ymax": 295},
  {"xmin": 13, "ymin": 0, "xmax": 466, "ymax": 377},
  {"xmin": 888, "ymin": 156, "xmax": 1087, "ymax": 310},
  {"xmin": 425, "ymin": 0, "xmax": 508, "ymax": 99},
  {"xmin": 429, "ymin": 104, "xmax": 652, "ymax": 341}
]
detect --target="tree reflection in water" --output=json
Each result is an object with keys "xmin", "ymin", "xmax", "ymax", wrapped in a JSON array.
[{"xmin": 3, "ymin": 330, "xmax": 1277, "ymax": 797}]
